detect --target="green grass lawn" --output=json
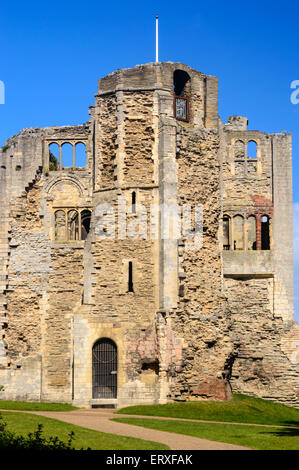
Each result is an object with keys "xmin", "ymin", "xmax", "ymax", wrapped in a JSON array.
[
  {"xmin": 112, "ymin": 417, "xmax": 299, "ymax": 450},
  {"xmin": 0, "ymin": 412, "xmax": 169, "ymax": 450},
  {"xmin": 117, "ymin": 393, "xmax": 299, "ymax": 427},
  {"xmin": 0, "ymin": 400, "xmax": 79, "ymax": 412}
]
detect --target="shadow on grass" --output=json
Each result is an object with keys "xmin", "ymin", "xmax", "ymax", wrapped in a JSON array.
[{"xmin": 270, "ymin": 423, "xmax": 299, "ymax": 437}]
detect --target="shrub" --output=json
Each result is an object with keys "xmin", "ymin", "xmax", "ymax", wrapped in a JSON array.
[{"xmin": 0, "ymin": 413, "xmax": 85, "ymax": 450}]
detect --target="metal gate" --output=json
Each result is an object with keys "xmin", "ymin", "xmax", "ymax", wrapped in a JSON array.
[{"xmin": 92, "ymin": 338, "xmax": 117, "ymax": 399}]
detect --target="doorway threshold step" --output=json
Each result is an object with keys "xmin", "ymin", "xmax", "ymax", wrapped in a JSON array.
[{"xmin": 90, "ymin": 398, "xmax": 117, "ymax": 408}]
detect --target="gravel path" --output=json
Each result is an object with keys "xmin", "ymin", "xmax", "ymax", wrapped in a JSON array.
[{"xmin": 0, "ymin": 408, "xmax": 250, "ymax": 450}]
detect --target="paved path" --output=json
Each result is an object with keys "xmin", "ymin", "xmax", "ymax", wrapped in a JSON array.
[{"xmin": 0, "ymin": 408, "xmax": 250, "ymax": 450}]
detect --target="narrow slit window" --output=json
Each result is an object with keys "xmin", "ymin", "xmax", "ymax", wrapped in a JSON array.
[
  {"xmin": 223, "ymin": 216, "xmax": 230, "ymax": 250},
  {"xmin": 128, "ymin": 261, "xmax": 134, "ymax": 292},
  {"xmin": 132, "ymin": 191, "xmax": 136, "ymax": 214}
]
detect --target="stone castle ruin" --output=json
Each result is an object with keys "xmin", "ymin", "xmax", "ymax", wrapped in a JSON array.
[{"xmin": 0, "ymin": 62, "xmax": 298, "ymax": 407}]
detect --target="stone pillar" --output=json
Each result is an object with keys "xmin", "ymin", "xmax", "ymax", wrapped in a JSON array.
[
  {"xmin": 256, "ymin": 215, "xmax": 262, "ymax": 250},
  {"xmin": 72, "ymin": 143, "xmax": 76, "ymax": 168}
]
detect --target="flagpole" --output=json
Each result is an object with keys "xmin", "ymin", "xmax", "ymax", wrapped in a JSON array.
[{"xmin": 156, "ymin": 14, "xmax": 159, "ymax": 63}]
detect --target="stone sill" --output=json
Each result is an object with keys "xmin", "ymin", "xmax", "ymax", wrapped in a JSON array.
[{"xmin": 51, "ymin": 241, "xmax": 85, "ymax": 249}]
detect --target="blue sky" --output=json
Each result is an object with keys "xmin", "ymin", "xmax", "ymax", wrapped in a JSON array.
[{"xmin": 0, "ymin": 0, "xmax": 298, "ymax": 321}]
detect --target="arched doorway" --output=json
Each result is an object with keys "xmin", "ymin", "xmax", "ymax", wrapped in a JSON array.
[{"xmin": 92, "ymin": 338, "xmax": 117, "ymax": 399}]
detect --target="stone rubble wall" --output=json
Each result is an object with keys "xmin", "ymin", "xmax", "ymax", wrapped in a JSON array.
[{"xmin": 225, "ymin": 277, "xmax": 299, "ymax": 407}]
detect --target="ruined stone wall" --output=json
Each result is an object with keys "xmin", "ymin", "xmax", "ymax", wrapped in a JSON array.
[
  {"xmin": 5, "ymin": 177, "xmax": 45, "ymax": 362},
  {"xmin": 164, "ymin": 125, "xmax": 234, "ymax": 400},
  {"xmin": 41, "ymin": 245, "xmax": 84, "ymax": 402},
  {"xmin": 122, "ymin": 91, "xmax": 154, "ymax": 185},
  {"xmin": 225, "ymin": 277, "xmax": 299, "ymax": 407},
  {"xmin": 76, "ymin": 187, "xmax": 160, "ymax": 405},
  {"xmin": 95, "ymin": 95, "xmax": 117, "ymax": 189}
]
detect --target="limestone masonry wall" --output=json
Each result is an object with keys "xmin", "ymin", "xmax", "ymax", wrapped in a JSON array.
[{"xmin": 0, "ymin": 62, "xmax": 298, "ymax": 407}]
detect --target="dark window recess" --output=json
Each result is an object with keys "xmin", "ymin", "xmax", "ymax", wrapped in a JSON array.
[
  {"xmin": 261, "ymin": 216, "xmax": 270, "ymax": 250},
  {"xmin": 173, "ymin": 70, "xmax": 191, "ymax": 96},
  {"xmin": 128, "ymin": 261, "xmax": 134, "ymax": 292},
  {"xmin": 141, "ymin": 362, "xmax": 159, "ymax": 375},
  {"xmin": 223, "ymin": 216, "xmax": 230, "ymax": 250},
  {"xmin": 81, "ymin": 209, "xmax": 91, "ymax": 240},
  {"xmin": 132, "ymin": 191, "xmax": 136, "ymax": 214}
]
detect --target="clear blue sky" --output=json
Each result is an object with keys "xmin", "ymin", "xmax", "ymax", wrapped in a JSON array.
[{"xmin": 0, "ymin": 0, "xmax": 298, "ymax": 321}]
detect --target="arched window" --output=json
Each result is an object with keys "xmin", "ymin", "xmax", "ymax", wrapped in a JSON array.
[
  {"xmin": 62, "ymin": 142, "xmax": 73, "ymax": 168},
  {"xmin": 233, "ymin": 215, "xmax": 244, "ymax": 250},
  {"xmin": 55, "ymin": 210, "xmax": 66, "ymax": 241},
  {"xmin": 247, "ymin": 140, "xmax": 257, "ymax": 159},
  {"xmin": 75, "ymin": 142, "xmax": 87, "ymax": 167},
  {"xmin": 49, "ymin": 143, "xmax": 59, "ymax": 171},
  {"xmin": 261, "ymin": 215, "xmax": 270, "ymax": 250},
  {"xmin": 234, "ymin": 140, "xmax": 245, "ymax": 159},
  {"xmin": 223, "ymin": 215, "xmax": 230, "ymax": 250},
  {"xmin": 92, "ymin": 338, "xmax": 117, "ymax": 399},
  {"xmin": 247, "ymin": 215, "xmax": 257, "ymax": 250},
  {"xmin": 173, "ymin": 70, "xmax": 191, "ymax": 96},
  {"xmin": 173, "ymin": 70, "xmax": 190, "ymax": 121},
  {"xmin": 81, "ymin": 209, "xmax": 91, "ymax": 240},
  {"xmin": 68, "ymin": 210, "xmax": 79, "ymax": 240}
]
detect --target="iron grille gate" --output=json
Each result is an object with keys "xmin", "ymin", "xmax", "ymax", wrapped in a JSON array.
[{"xmin": 92, "ymin": 339, "xmax": 117, "ymax": 399}]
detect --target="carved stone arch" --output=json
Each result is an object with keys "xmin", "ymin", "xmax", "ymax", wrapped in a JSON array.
[
  {"xmin": 45, "ymin": 175, "xmax": 86, "ymax": 207},
  {"xmin": 45, "ymin": 175, "xmax": 85, "ymax": 197}
]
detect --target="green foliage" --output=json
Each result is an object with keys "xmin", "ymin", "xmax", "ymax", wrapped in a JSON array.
[
  {"xmin": 0, "ymin": 386, "xmax": 4, "ymax": 392},
  {"xmin": 1, "ymin": 144, "xmax": 10, "ymax": 152},
  {"xmin": 117, "ymin": 393, "xmax": 299, "ymax": 427},
  {"xmin": 49, "ymin": 151, "xmax": 58, "ymax": 171},
  {"xmin": 0, "ymin": 413, "xmax": 81, "ymax": 450}
]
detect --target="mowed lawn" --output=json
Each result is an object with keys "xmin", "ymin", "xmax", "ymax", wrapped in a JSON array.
[
  {"xmin": 0, "ymin": 401, "xmax": 78, "ymax": 412},
  {"xmin": 117, "ymin": 393, "xmax": 299, "ymax": 427},
  {"xmin": 0, "ymin": 412, "xmax": 169, "ymax": 450},
  {"xmin": 112, "ymin": 418, "xmax": 299, "ymax": 450}
]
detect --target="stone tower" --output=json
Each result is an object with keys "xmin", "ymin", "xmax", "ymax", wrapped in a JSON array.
[{"xmin": 0, "ymin": 62, "xmax": 298, "ymax": 407}]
